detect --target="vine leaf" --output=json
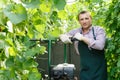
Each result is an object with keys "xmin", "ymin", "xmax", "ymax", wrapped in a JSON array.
[
  {"xmin": 3, "ymin": 4, "xmax": 27, "ymax": 24},
  {"xmin": 54, "ymin": 0, "xmax": 66, "ymax": 10},
  {"xmin": 22, "ymin": 0, "xmax": 40, "ymax": 9},
  {"xmin": 117, "ymin": 57, "xmax": 120, "ymax": 67}
]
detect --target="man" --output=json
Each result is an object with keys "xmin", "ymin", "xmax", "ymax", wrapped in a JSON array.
[{"xmin": 60, "ymin": 11, "xmax": 107, "ymax": 80}]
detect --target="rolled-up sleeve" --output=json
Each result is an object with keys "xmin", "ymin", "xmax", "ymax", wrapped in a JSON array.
[{"xmin": 88, "ymin": 27, "xmax": 106, "ymax": 50}]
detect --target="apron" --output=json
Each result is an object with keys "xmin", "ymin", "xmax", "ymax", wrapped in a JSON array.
[{"xmin": 78, "ymin": 27, "xmax": 107, "ymax": 80}]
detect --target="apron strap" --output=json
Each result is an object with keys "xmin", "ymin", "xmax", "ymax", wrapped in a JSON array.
[
  {"xmin": 80, "ymin": 27, "xmax": 96, "ymax": 40},
  {"xmin": 92, "ymin": 27, "xmax": 96, "ymax": 40}
]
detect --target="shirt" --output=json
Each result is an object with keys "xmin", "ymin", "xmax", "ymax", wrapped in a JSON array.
[{"xmin": 66, "ymin": 26, "xmax": 106, "ymax": 54}]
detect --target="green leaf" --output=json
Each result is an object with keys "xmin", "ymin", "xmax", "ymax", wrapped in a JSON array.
[
  {"xmin": 50, "ymin": 11, "xmax": 58, "ymax": 21},
  {"xmin": 54, "ymin": 0, "xmax": 66, "ymax": 10},
  {"xmin": 5, "ymin": 38, "xmax": 14, "ymax": 46},
  {"xmin": 22, "ymin": 0, "xmax": 40, "ymax": 9},
  {"xmin": 24, "ymin": 49, "xmax": 35, "ymax": 57},
  {"xmin": 16, "ymin": 28, "xmax": 25, "ymax": 36},
  {"xmin": 4, "ymin": 69, "xmax": 16, "ymax": 79},
  {"xmin": 117, "ymin": 57, "xmax": 120, "ymax": 67},
  {"xmin": 3, "ymin": 70, "xmax": 11, "ymax": 79},
  {"xmin": 24, "ymin": 45, "xmax": 41, "ymax": 57},
  {"xmin": 8, "ymin": 47, "xmax": 17, "ymax": 56},
  {"xmin": 34, "ymin": 32, "xmax": 44, "ymax": 39},
  {"xmin": 0, "ymin": 11, "xmax": 6, "ymax": 25},
  {"xmin": 50, "ymin": 27, "xmax": 61, "ymax": 37},
  {"xmin": 0, "ymin": 74, "xmax": 8, "ymax": 80},
  {"xmin": 5, "ymin": 57, "xmax": 14, "ymax": 68},
  {"xmin": 14, "ymin": 56, "xmax": 23, "ymax": 70},
  {"xmin": 28, "ymin": 72, "xmax": 41, "ymax": 80},
  {"xmin": 27, "ymin": 26, "xmax": 34, "ymax": 38},
  {"xmin": 39, "ymin": 46, "xmax": 46, "ymax": 54},
  {"xmin": 40, "ymin": 2, "xmax": 51, "ymax": 13},
  {"xmin": 0, "ymin": 40, "xmax": 5, "ymax": 49},
  {"xmin": 90, "ymin": 0, "xmax": 101, "ymax": 3},
  {"xmin": 3, "ymin": 4, "xmax": 27, "ymax": 24},
  {"xmin": 34, "ymin": 24, "xmax": 45, "ymax": 33},
  {"xmin": 23, "ymin": 59, "xmax": 38, "ymax": 69},
  {"xmin": 58, "ymin": 10, "xmax": 67, "ymax": 20},
  {"xmin": 0, "ymin": 32, "xmax": 6, "ymax": 39},
  {"xmin": 46, "ymin": 32, "xmax": 57, "ymax": 40}
]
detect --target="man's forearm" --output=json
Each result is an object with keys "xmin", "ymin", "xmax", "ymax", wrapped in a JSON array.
[{"xmin": 81, "ymin": 37, "xmax": 90, "ymax": 46}]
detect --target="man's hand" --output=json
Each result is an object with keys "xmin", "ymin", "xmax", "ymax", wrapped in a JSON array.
[
  {"xmin": 60, "ymin": 34, "xmax": 72, "ymax": 44},
  {"xmin": 73, "ymin": 33, "xmax": 83, "ymax": 41}
]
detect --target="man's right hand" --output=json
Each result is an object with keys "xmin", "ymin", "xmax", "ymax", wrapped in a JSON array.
[{"xmin": 59, "ymin": 34, "xmax": 72, "ymax": 44}]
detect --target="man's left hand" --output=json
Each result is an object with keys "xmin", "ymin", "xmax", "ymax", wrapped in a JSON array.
[{"xmin": 73, "ymin": 33, "xmax": 83, "ymax": 41}]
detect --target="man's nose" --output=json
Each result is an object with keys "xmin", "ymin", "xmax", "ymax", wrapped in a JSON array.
[{"xmin": 83, "ymin": 19, "xmax": 87, "ymax": 23}]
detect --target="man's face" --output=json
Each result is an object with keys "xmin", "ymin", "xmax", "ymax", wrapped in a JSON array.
[{"xmin": 78, "ymin": 13, "xmax": 92, "ymax": 29}]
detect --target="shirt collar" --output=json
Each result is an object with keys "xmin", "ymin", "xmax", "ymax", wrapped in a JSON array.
[{"xmin": 80, "ymin": 26, "xmax": 92, "ymax": 34}]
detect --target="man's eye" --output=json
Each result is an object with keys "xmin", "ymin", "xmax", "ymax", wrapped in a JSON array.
[
  {"xmin": 85, "ymin": 18, "xmax": 89, "ymax": 20},
  {"xmin": 80, "ymin": 19, "xmax": 83, "ymax": 21}
]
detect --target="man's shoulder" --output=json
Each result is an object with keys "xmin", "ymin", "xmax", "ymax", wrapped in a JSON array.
[
  {"xmin": 69, "ymin": 27, "xmax": 81, "ymax": 32},
  {"xmin": 93, "ymin": 26, "xmax": 105, "ymax": 31},
  {"xmin": 67, "ymin": 27, "xmax": 81, "ymax": 35}
]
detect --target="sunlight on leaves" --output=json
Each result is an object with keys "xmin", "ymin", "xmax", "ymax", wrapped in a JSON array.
[
  {"xmin": 8, "ymin": 47, "xmax": 16, "ymax": 56},
  {"xmin": 58, "ymin": 10, "xmax": 67, "ymax": 20},
  {"xmin": 40, "ymin": 3, "xmax": 51, "ymax": 13},
  {"xmin": 34, "ymin": 24, "xmax": 45, "ymax": 34}
]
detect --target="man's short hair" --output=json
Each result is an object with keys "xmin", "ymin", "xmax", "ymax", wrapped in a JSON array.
[{"xmin": 77, "ymin": 11, "xmax": 91, "ymax": 20}]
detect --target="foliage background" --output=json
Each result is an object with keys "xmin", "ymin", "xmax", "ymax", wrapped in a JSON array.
[{"xmin": 0, "ymin": 0, "xmax": 120, "ymax": 80}]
